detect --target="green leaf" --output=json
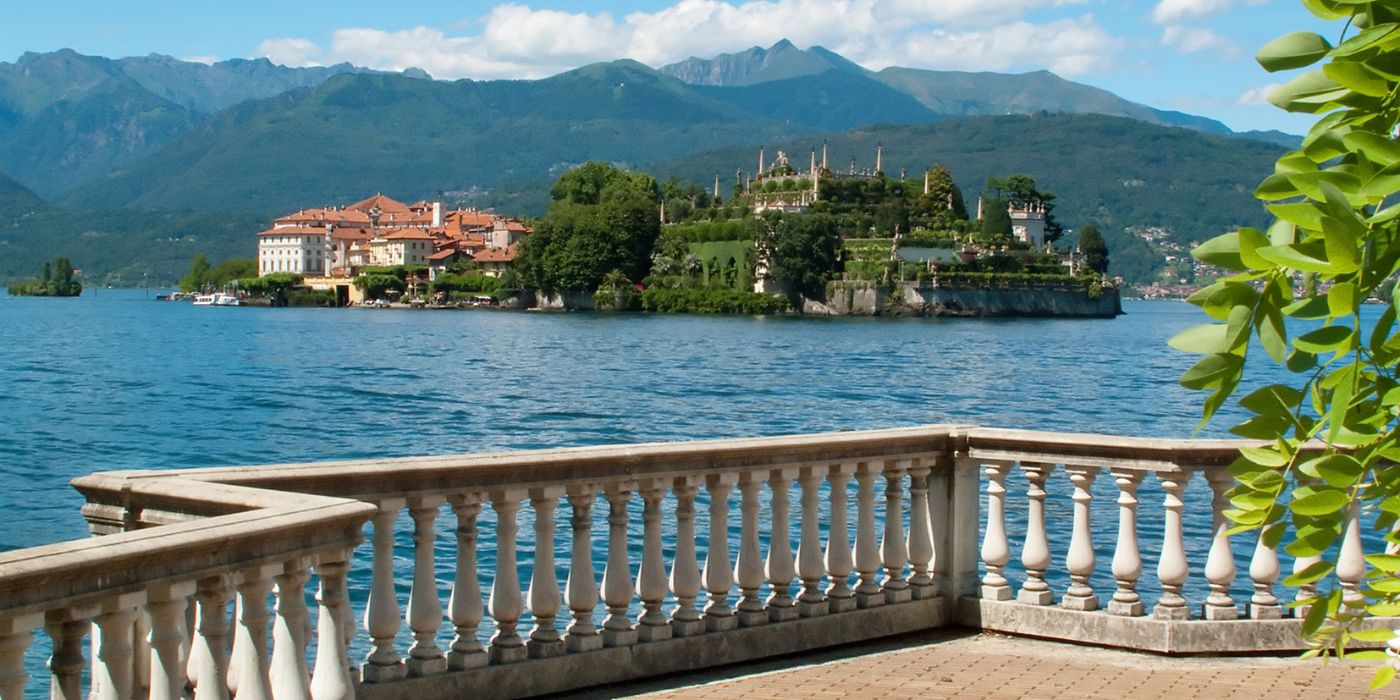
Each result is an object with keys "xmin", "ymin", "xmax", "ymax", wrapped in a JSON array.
[
  {"xmin": 1255, "ymin": 173, "xmax": 1302, "ymax": 200},
  {"xmin": 1168, "ymin": 323, "xmax": 1228, "ymax": 354},
  {"xmin": 1283, "ymin": 295, "xmax": 1329, "ymax": 319},
  {"xmin": 1370, "ymin": 666, "xmax": 1396, "ymax": 690},
  {"xmin": 1324, "ymin": 60, "xmax": 1391, "ymax": 96},
  {"xmin": 1236, "ymin": 227, "xmax": 1272, "ymax": 270},
  {"xmin": 1331, "ymin": 23, "xmax": 1400, "ymax": 57},
  {"xmin": 1291, "ymin": 488, "xmax": 1349, "ymax": 516},
  {"xmin": 1256, "ymin": 305, "xmax": 1288, "ymax": 362},
  {"xmin": 1287, "ymin": 560, "xmax": 1336, "ymax": 588},
  {"xmin": 1343, "ymin": 131, "xmax": 1400, "ymax": 167},
  {"xmin": 1224, "ymin": 304, "xmax": 1252, "ymax": 351},
  {"xmin": 1239, "ymin": 384, "xmax": 1304, "ymax": 416},
  {"xmin": 1257, "ymin": 31, "xmax": 1332, "ymax": 71},
  {"xmin": 1367, "ymin": 601, "xmax": 1400, "ymax": 616},
  {"xmin": 1294, "ymin": 325, "xmax": 1355, "ymax": 353},
  {"xmin": 1268, "ymin": 70, "xmax": 1348, "ymax": 113},
  {"xmin": 1365, "ymin": 554, "xmax": 1400, "ymax": 573},
  {"xmin": 1180, "ymin": 353, "xmax": 1242, "ymax": 390},
  {"xmin": 1192, "ymin": 232, "xmax": 1246, "ymax": 270},
  {"xmin": 1321, "ymin": 218, "xmax": 1362, "ymax": 273},
  {"xmin": 1313, "ymin": 453, "xmax": 1365, "ymax": 488},
  {"xmin": 1257, "ymin": 242, "xmax": 1339, "ymax": 274},
  {"xmin": 1240, "ymin": 445, "xmax": 1290, "ymax": 467},
  {"xmin": 1327, "ymin": 282, "xmax": 1356, "ymax": 317},
  {"xmin": 1269, "ymin": 202, "xmax": 1325, "ymax": 230},
  {"xmin": 1349, "ymin": 628, "xmax": 1398, "ymax": 642}
]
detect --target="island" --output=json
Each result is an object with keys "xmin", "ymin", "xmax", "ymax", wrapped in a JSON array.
[{"xmin": 7, "ymin": 257, "xmax": 82, "ymax": 297}]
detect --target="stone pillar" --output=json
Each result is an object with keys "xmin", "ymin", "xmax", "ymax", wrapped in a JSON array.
[
  {"xmin": 1018, "ymin": 463, "xmax": 1054, "ymax": 606},
  {"xmin": 1338, "ymin": 501, "xmax": 1367, "ymax": 612},
  {"xmin": 735, "ymin": 474, "xmax": 768, "ymax": 626},
  {"xmin": 1202, "ymin": 471, "xmax": 1238, "ymax": 620},
  {"xmin": 1153, "ymin": 471, "xmax": 1191, "ymax": 620},
  {"xmin": 766, "ymin": 469, "xmax": 799, "ymax": 621},
  {"xmin": 1062, "ymin": 466, "xmax": 1100, "ymax": 611},
  {"xmin": 527, "ymin": 488, "xmax": 565, "ymax": 658},
  {"xmin": 797, "ymin": 466, "xmax": 829, "ymax": 616},
  {"xmin": 488, "ymin": 491, "xmax": 527, "ymax": 663},
  {"xmin": 361, "ymin": 500, "xmax": 405, "ymax": 682},
  {"xmin": 906, "ymin": 462, "xmax": 936, "ymax": 600},
  {"xmin": 564, "ymin": 488, "xmax": 603, "ymax": 652},
  {"xmin": 0, "ymin": 614, "xmax": 42, "ymax": 700},
  {"xmin": 601, "ymin": 485, "xmax": 638, "ymax": 646},
  {"xmin": 146, "ymin": 584, "xmax": 194, "ymax": 700},
  {"xmin": 309, "ymin": 555, "xmax": 354, "ymax": 700},
  {"xmin": 190, "ymin": 577, "xmax": 231, "ymax": 700},
  {"xmin": 979, "ymin": 463, "xmax": 1013, "ymax": 601},
  {"xmin": 1108, "ymin": 470, "xmax": 1145, "ymax": 616},
  {"xmin": 854, "ymin": 463, "xmax": 884, "ymax": 608},
  {"xmin": 1248, "ymin": 525, "xmax": 1283, "ymax": 619},
  {"xmin": 825, "ymin": 464, "xmax": 857, "ymax": 613},
  {"xmin": 230, "ymin": 569, "xmax": 275, "ymax": 700},
  {"xmin": 447, "ymin": 494, "xmax": 488, "ymax": 669},
  {"xmin": 636, "ymin": 481, "xmax": 673, "ymax": 641},
  {"xmin": 46, "ymin": 610, "xmax": 90, "ymax": 700},
  {"xmin": 881, "ymin": 461, "xmax": 911, "ymax": 603},
  {"xmin": 270, "ymin": 562, "xmax": 312, "ymax": 700},
  {"xmin": 703, "ymin": 476, "xmax": 738, "ymax": 632},
  {"xmin": 670, "ymin": 478, "xmax": 705, "ymax": 636},
  {"xmin": 93, "ymin": 598, "xmax": 141, "ymax": 700},
  {"xmin": 406, "ymin": 497, "xmax": 447, "ymax": 675}
]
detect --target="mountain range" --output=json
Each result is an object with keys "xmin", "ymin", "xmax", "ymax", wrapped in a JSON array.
[{"xmin": 0, "ymin": 41, "xmax": 1296, "ymax": 285}]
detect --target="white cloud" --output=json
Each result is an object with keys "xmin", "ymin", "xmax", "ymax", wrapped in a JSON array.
[
  {"xmin": 181, "ymin": 55, "xmax": 219, "ymax": 65},
  {"xmin": 255, "ymin": 38, "xmax": 324, "ymax": 67},
  {"xmin": 1150, "ymin": 0, "xmax": 1265, "ymax": 25},
  {"xmin": 1160, "ymin": 25, "xmax": 1236, "ymax": 56},
  {"xmin": 1237, "ymin": 83, "xmax": 1281, "ymax": 105},
  {"xmin": 256, "ymin": 1, "xmax": 1123, "ymax": 80}
]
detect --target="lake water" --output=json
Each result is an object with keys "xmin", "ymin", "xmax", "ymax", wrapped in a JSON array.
[{"xmin": 0, "ymin": 289, "xmax": 1317, "ymax": 684}]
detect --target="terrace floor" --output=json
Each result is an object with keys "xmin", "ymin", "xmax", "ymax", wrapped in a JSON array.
[{"xmin": 562, "ymin": 630, "xmax": 1397, "ymax": 699}]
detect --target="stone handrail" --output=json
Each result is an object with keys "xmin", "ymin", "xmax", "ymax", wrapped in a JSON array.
[{"xmin": 0, "ymin": 425, "xmax": 1360, "ymax": 700}]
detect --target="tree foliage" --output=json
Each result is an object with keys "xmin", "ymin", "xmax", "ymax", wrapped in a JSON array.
[
  {"xmin": 518, "ymin": 162, "xmax": 660, "ymax": 293},
  {"xmin": 981, "ymin": 196, "xmax": 1012, "ymax": 240},
  {"xmin": 179, "ymin": 253, "xmax": 212, "ymax": 293},
  {"xmin": 1077, "ymin": 224, "xmax": 1110, "ymax": 275},
  {"xmin": 749, "ymin": 211, "xmax": 842, "ymax": 299},
  {"xmin": 7, "ymin": 256, "xmax": 81, "ymax": 296},
  {"xmin": 1175, "ymin": 3, "xmax": 1400, "ymax": 687}
]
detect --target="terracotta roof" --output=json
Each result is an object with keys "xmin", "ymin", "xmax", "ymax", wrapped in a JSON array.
[
  {"xmin": 330, "ymin": 227, "xmax": 372, "ymax": 241},
  {"xmin": 382, "ymin": 227, "xmax": 435, "ymax": 240},
  {"xmin": 258, "ymin": 226, "xmax": 327, "ymax": 237},
  {"xmin": 426, "ymin": 248, "xmax": 462, "ymax": 261},
  {"xmin": 346, "ymin": 193, "xmax": 412, "ymax": 215},
  {"xmin": 474, "ymin": 245, "xmax": 517, "ymax": 263}
]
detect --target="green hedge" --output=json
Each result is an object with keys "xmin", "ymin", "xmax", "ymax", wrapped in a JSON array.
[
  {"xmin": 664, "ymin": 220, "xmax": 750, "ymax": 243},
  {"xmin": 641, "ymin": 287, "xmax": 792, "ymax": 314}
]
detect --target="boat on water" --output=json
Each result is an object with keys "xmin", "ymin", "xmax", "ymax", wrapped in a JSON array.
[{"xmin": 192, "ymin": 292, "xmax": 241, "ymax": 306}]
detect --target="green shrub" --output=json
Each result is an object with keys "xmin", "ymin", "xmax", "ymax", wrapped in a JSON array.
[{"xmin": 640, "ymin": 287, "xmax": 792, "ymax": 314}]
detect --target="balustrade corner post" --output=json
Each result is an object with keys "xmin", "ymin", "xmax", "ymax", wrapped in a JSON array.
[
  {"xmin": 702, "ymin": 474, "xmax": 738, "ymax": 632},
  {"xmin": 880, "ymin": 460, "xmax": 912, "ymax": 604},
  {"xmin": 309, "ymin": 553, "xmax": 354, "ymax": 700},
  {"xmin": 636, "ymin": 480, "xmax": 674, "ymax": 641},
  {"xmin": 765, "ymin": 468, "xmax": 799, "ymax": 622},
  {"xmin": 527, "ymin": 487, "xmax": 566, "ymax": 658},
  {"xmin": 1108, "ymin": 470, "xmax": 1145, "ymax": 617},
  {"xmin": 735, "ymin": 473, "xmax": 769, "ymax": 626},
  {"xmin": 601, "ymin": 484, "xmax": 639, "ymax": 647},
  {"xmin": 950, "ymin": 456, "xmax": 983, "ymax": 609},
  {"xmin": 447, "ymin": 493, "xmax": 488, "ymax": 669},
  {"xmin": 361, "ymin": 499, "xmax": 406, "ymax": 683},
  {"xmin": 853, "ymin": 463, "xmax": 885, "ymax": 609},
  {"xmin": 796, "ymin": 466, "xmax": 830, "ymax": 617},
  {"xmin": 405, "ymin": 496, "xmax": 448, "ymax": 676},
  {"xmin": 1202, "ymin": 470, "xmax": 1239, "ymax": 620},
  {"xmin": 231, "ymin": 566, "xmax": 277, "ymax": 700},
  {"xmin": 563, "ymin": 487, "xmax": 604, "ymax": 652},
  {"xmin": 270, "ymin": 560, "xmax": 313, "ymax": 700},
  {"xmin": 824, "ymin": 464, "xmax": 857, "ymax": 613},
  {"xmin": 1152, "ymin": 471, "xmax": 1192, "ymax": 621},
  {"xmin": 906, "ymin": 461, "xmax": 936, "ymax": 601},
  {"xmin": 978, "ymin": 462, "xmax": 1013, "ymax": 602},
  {"xmin": 190, "ymin": 576, "xmax": 232, "ymax": 700},
  {"xmin": 669, "ymin": 477, "xmax": 706, "ymax": 637},
  {"xmin": 45, "ymin": 606, "xmax": 91, "ymax": 700},
  {"xmin": 0, "ymin": 613, "xmax": 43, "ymax": 700},
  {"xmin": 488, "ymin": 490, "xmax": 528, "ymax": 663},
  {"xmin": 1247, "ymin": 525, "xmax": 1283, "ymax": 620},
  {"xmin": 92, "ymin": 594, "xmax": 142, "ymax": 700},
  {"xmin": 1062, "ymin": 465, "xmax": 1101, "ymax": 612},
  {"xmin": 1018, "ymin": 463, "xmax": 1055, "ymax": 606}
]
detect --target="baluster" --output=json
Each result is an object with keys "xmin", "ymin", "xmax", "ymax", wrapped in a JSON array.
[
  {"xmin": 1338, "ymin": 501, "xmax": 1367, "ymax": 612},
  {"xmin": 1062, "ymin": 466, "xmax": 1100, "ymax": 611},
  {"xmin": 1018, "ymin": 463, "xmax": 1054, "ymax": 605},
  {"xmin": 907, "ymin": 461, "xmax": 935, "ymax": 600},
  {"xmin": 1202, "ymin": 470, "xmax": 1238, "ymax": 620},
  {"xmin": 489, "ymin": 490, "xmax": 528, "ymax": 663},
  {"xmin": 825, "ymin": 464, "xmax": 857, "ymax": 613},
  {"xmin": 1108, "ymin": 470, "xmax": 1144, "ymax": 616},
  {"xmin": 881, "ymin": 460, "xmax": 911, "ymax": 603},
  {"xmin": 528, "ymin": 488, "xmax": 565, "ymax": 657},
  {"xmin": 601, "ymin": 485, "xmax": 638, "ymax": 646},
  {"xmin": 309, "ymin": 554, "xmax": 354, "ymax": 700},
  {"xmin": 767, "ymin": 469, "xmax": 799, "ymax": 621},
  {"xmin": 447, "ymin": 494, "xmax": 489, "ymax": 668},
  {"xmin": 979, "ymin": 462, "xmax": 1012, "ymax": 601},
  {"xmin": 190, "ymin": 577, "xmax": 231, "ymax": 700},
  {"xmin": 46, "ymin": 609, "xmax": 89, "ymax": 700},
  {"xmin": 1248, "ymin": 525, "xmax": 1283, "ymax": 619},
  {"xmin": 635, "ymin": 480, "xmax": 673, "ymax": 641},
  {"xmin": 230, "ymin": 568, "xmax": 275, "ymax": 700},
  {"xmin": 670, "ymin": 478, "xmax": 705, "ymax": 636},
  {"xmin": 1292, "ymin": 553, "xmax": 1323, "ymax": 617},
  {"xmin": 406, "ymin": 496, "xmax": 447, "ymax": 675},
  {"xmin": 147, "ymin": 585, "xmax": 193, "ymax": 700},
  {"xmin": 564, "ymin": 488, "xmax": 603, "ymax": 652},
  {"xmin": 1153, "ymin": 471, "xmax": 1191, "ymax": 620},
  {"xmin": 735, "ymin": 473, "xmax": 768, "ymax": 625},
  {"xmin": 132, "ymin": 610, "xmax": 151, "ymax": 700},
  {"xmin": 926, "ymin": 462, "xmax": 951, "ymax": 597},
  {"xmin": 702, "ymin": 475, "xmax": 738, "ymax": 632},
  {"xmin": 270, "ymin": 561, "xmax": 312, "ymax": 700},
  {"xmin": 361, "ymin": 499, "xmax": 405, "ymax": 682},
  {"xmin": 93, "ymin": 596, "xmax": 140, "ymax": 700},
  {"xmin": 854, "ymin": 463, "xmax": 884, "ymax": 608},
  {"xmin": 796, "ymin": 466, "xmax": 829, "ymax": 616},
  {"xmin": 0, "ymin": 614, "xmax": 42, "ymax": 700}
]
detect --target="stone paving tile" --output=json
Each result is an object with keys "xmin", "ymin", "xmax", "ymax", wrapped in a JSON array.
[{"xmin": 631, "ymin": 633, "xmax": 1400, "ymax": 699}]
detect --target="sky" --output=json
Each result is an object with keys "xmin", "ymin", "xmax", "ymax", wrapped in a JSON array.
[{"xmin": 3, "ymin": 0, "xmax": 1332, "ymax": 134}]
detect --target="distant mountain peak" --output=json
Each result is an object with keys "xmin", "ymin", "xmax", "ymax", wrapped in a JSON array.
[{"xmin": 659, "ymin": 40, "xmax": 864, "ymax": 87}]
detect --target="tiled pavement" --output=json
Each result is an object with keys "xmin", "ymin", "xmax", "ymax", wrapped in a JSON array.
[{"xmin": 571, "ymin": 631, "xmax": 1399, "ymax": 699}]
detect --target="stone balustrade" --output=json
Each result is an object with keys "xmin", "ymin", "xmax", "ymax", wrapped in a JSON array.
[{"xmin": 0, "ymin": 426, "xmax": 1372, "ymax": 700}]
